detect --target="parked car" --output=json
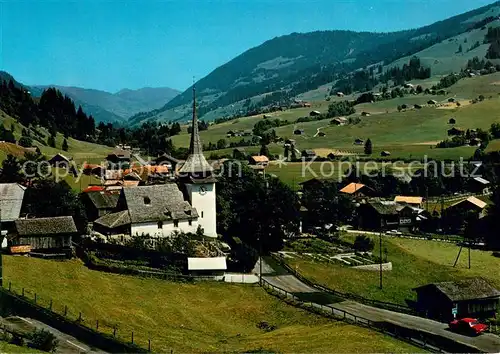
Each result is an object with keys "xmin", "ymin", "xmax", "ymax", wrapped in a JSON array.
[
  {"xmin": 386, "ymin": 230, "xmax": 402, "ymax": 236},
  {"xmin": 449, "ymin": 318, "xmax": 488, "ymax": 336}
]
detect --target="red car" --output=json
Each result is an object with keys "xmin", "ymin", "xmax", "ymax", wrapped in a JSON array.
[{"xmin": 449, "ymin": 318, "xmax": 489, "ymax": 335}]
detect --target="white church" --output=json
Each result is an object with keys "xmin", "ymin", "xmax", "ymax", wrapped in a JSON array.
[{"xmin": 94, "ymin": 87, "xmax": 217, "ymax": 239}]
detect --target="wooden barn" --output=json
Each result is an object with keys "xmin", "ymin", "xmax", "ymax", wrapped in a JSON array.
[
  {"xmin": 413, "ymin": 279, "xmax": 500, "ymax": 321},
  {"xmin": 10, "ymin": 216, "xmax": 77, "ymax": 256}
]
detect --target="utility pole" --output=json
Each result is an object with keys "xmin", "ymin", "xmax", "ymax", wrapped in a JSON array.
[
  {"xmin": 379, "ymin": 231, "xmax": 383, "ymax": 290},
  {"xmin": 0, "ymin": 203, "xmax": 2, "ymax": 287}
]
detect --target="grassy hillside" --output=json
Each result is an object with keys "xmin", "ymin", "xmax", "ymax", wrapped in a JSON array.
[
  {"xmin": 286, "ymin": 235, "xmax": 500, "ymax": 306},
  {"xmin": 3, "ymin": 257, "xmax": 418, "ymax": 353}
]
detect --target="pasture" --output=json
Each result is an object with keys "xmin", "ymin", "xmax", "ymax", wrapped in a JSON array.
[
  {"xmin": 285, "ymin": 235, "xmax": 500, "ymax": 306},
  {"xmin": 3, "ymin": 256, "xmax": 418, "ymax": 353}
]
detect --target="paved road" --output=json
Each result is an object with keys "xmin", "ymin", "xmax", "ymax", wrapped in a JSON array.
[
  {"xmin": 0, "ymin": 316, "xmax": 106, "ymax": 353},
  {"xmin": 263, "ymin": 274, "xmax": 500, "ymax": 353}
]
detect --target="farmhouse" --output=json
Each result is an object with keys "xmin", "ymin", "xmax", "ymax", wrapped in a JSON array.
[
  {"xmin": 469, "ymin": 176, "xmax": 491, "ymax": 194},
  {"xmin": 339, "ymin": 183, "xmax": 374, "ymax": 198},
  {"xmin": 330, "ymin": 117, "xmax": 348, "ymax": 126},
  {"xmin": 107, "ymin": 148, "xmax": 131, "ymax": 164},
  {"xmin": 294, "ymin": 129, "xmax": 305, "ymax": 135},
  {"xmin": 380, "ymin": 151, "xmax": 391, "ymax": 157},
  {"xmin": 427, "ymin": 100, "xmax": 437, "ymax": 105},
  {"xmin": 48, "ymin": 153, "xmax": 70, "ymax": 167},
  {"xmin": 448, "ymin": 118, "xmax": 456, "ymax": 124},
  {"xmin": 354, "ymin": 138, "xmax": 364, "ymax": 145},
  {"xmin": 310, "ymin": 110, "xmax": 321, "ymax": 117},
  {"xmin": 301, "ymin": 149, "xmax": 316, "ymax": 160},
  {"xmin": 361, "ymin": 112, "xmax": 370, "ymax": 117},
  {"xmin": 447, "ymin": 127, "xmax": 464, "ymax": 136},
  {"xmin": 357, "ymin": 200, "xmax": 417, "ymax": 231},
  {"xmin": 413, "ymin": 278, "xmax": 500, "ymax": 321},
  {"xmin": 414, "ymin": 104, "xmax": 422, "ymax": 109},
  {"xmin": 10, "ymin": 216, "xmax": 77, "ymax": 256},
  {"xmin": 318, "ymin": 132, "xmax": 326, "ymax": 137},
  {"xmin": 336, "ymin": 92, "xmax": 344, "ymax": 97},
  {"xmin": 81, "ymin": 191, "xmax": 119, "ymax": 221},
  {"xmin": 448, "ymin": 196, "xmax": 487, "ymax": 216},
  {"xmin": 82, "ymin": 163, "xmax": 104, "ymax": 176},
  {"xmin": 249, "ymin": 155, "xmax": 269, "ymax": 167},
  {"xmin": 394, "ymin": 196, "xmax": 423, "ymax": 207}
]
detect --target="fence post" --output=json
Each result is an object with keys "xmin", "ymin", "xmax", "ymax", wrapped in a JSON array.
[
  {"xmin": 49, "ymin": 299, "xmax": 52, "ymax": 311},
  {"xmin": 78, "ymin": 312, "xmax": 82, "ymax": 322},
  {"xmin": 22, "ymin": 288, "xmax": 24, "ymax": 297},
  {"xmin": 113, "ymin": 326, "xmax": 117, "ymax": 337},
  {"xmin": 131, "ymin": 331, "xmax": 134, "ymax": 344},
  {"xmin": 96, "ymin": 320, "xmax": 99, "ymax": 331},
  {"xmin": 148, "ymin": 339, "xmax": 151, "ymax": 352},
  {"xmin": 64, "ymin": 305, "xmax": 67, "ymax": 317},
  {"xmin": 34, "ymin": 293, "xmax": 37, "ymax": 304},
  {"xmin": 8, "ymin": 282, "xmax": 11, "ymax": 291}
]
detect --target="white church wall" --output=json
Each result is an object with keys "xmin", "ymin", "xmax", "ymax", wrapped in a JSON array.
[
  {"xmin": 131, "ymin": 219, "xmax": 199, "ymax": 238},
  {"xmin": 185, "ymin": 183, "xmax": 217, "ymax": 237}
]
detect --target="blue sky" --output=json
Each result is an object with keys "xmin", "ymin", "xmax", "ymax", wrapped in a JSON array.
[{"xmin": 0, "ymin": 0, "xmax": 496, "ymax": 92}]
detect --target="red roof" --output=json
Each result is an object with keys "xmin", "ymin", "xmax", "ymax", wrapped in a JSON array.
[{"xmin": 83, "ymin": 186, "xmax": 104, "ymax": 193}]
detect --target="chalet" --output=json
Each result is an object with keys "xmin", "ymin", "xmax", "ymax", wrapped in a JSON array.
[
  {"xmin": 469, "ymin": 176, "xmax": 491, "ymax": 194},
  {"xmin": 414, "ymin": 104, "xmax": 422, "ymax": 109},
  {"xmin": 299, "ymin": 178, "xmax": 331, "ymax": 191},
  {"xmin": 447, "ymin": 196, "xmax": 487, "ymax": 217},
  {"xmin": 0, "ymin": 183, "xmax": 26, "ymax": 245},
  {"xmin": 93, "ymin": 184, "xmax": 199, "ymax": 239},
  {"xmin": 249, "ymin": 155, "xmax": 269, "ymax": 167},
  {"xmin": 310, "ymin": 110, "xmax": 321, "ymax": 117},
  {"xmin": 354, "ymin": 138, "xmax": 364, "ymax": 145},
  {"xmin": 294, "ymin": 129, "xmax": 305, "ymax": 135},
  {"xmin": 361, "ymin": 112, "xmax": 370, "ymax": 117},
  {"xmin": 226, "ymin": 130, "xmax": 235, "ymax": 138},
  {"xmin": 318, "ymin": 132, "xmax": 326, "ymax": 137},
  {"xmin": 233, "ymin": 147, "xmax": 247, "ymax": 160},
  {"xmin": 413, "ymin": 279, "xmax": 500, "ymax": 321},
  {"xmin": 82, "ymin": 163, "xmax": 104, "ymax": 177},
  {"xmin": 330, "ymin": 117, "xmax": 348, "ymax": 126},
  {"xmin": 448, "ymin": 118, "xmax": 456, "ymax": 124},
  {"xmin": 357, "ymin": 200, "xmax": 416, "ymax": 231},
  {"xmin": 10, "ymin": 216, "xmax": 77, "ymax": 256},
  {"xmin": 394, "ymin": 196, "xmax": 423, "ymax": 208},
  {"xmin": 447, "ymin": 127, "xmax": 464, "ymax": 136},
  {"xmin": 427, "ymin": 100, "xmax": 437, "ymax": 105},
  {"xmin": 107, "ymin": 149, "xmax": 131, "ymax": 168},
  {"xmin": 303, "ymin": 102, "xmax": 311, "ymax": 108},
  {"xmin": 187, "ymin": 257, "xmax": 227, "ymax": 278},
  {"xmin": 380, "ymin": 151, "xmax": 391, "ymax": 157},
  {"xmin": 301, "ymin": 149, "xmax": 316, "ymax": 160},
  {"xmin": 339, "ymin": 183, "xmax": 374, "ymax": 198},
  {"xmin": 469, "ymin": 138, "xmax": 482, "ymax": 146},
  {"xmin": 448, "ymin": 97, "xmax": 456, "ymax": 103},
  {"xmin": 336, "ymin": 92, "xmax": 344, "ymax": 97},
  {"xmin": 48, "ymin": 153, "xmax": 70, "ymax": 167}
]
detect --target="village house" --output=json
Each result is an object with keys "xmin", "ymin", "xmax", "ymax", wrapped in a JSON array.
[
  {"xmin": 336, "ymin": 92, "xmax": 344, "ymax": 97},
  {"xmin": 413, "ymin": 278, "xmax": 500, "ymax": 321},
  {"xmin": 330, "ymin": 117, "xmax": 348, "ymax": 126},
  {"xmin": 469, "ymin": 176, "xmax": 491, "ymax": 194},
  {"xmin": 81, "ymin": 190, "xmax": 120, "ymax": 221},
  {"xmin": 10, "ymin": 216, "xmax": 77, "ymax": 257},
  {"xmin": 357, "ymin": 200, "xmax": 417, "ymax": 232},
  {"xmin": 249, "ymin": 155, "xmax": 269, "ymax": 167},
  {"xmin": 447, "ymin": 127, "xmax": 465, "ymax": 136},
  {"xmin": 233, "ymin": 147, "xmax": 247, "ymax": 160},
  {"xmin": 394, "ymin": 196, "xmax": 423, "ymax": 208},
  {"xmin": 294, "ymin": 129, "xmax": 305, "ymax": 135},
  {"xmin": 82, "ymin": 163, "xmax": 104, "ymax": 177},
  {"xmin": 48, "ymin": 153, "xmax": 71, "ymax": 167},
  {"xmin": 448, "ymin": 118, "xmax": 456, "ymax": 124},
  {"xmin": 354, "ymin": 138, "xmax": 364, "ymax": 145},
  {"xmin": 361, "ymin": 112, "xmax": 370, "ymax": 117},
  {"xmin": 309, "ymin": 110, "xmax": 321, "ymax": 117},
  {"xmin": 318, "ymin": 132, "xmax": 326, "ymax": 137},
  {"xmin": 301, "ymin": 149, "xmax": 316, "ymax": 160},
  {"xmin": 427, "ymin": 99, "xmax": 437, "ymax": 105},
  {"xmin": 339, "ymin": 182, "xmax": 374, "ymax": 198},
  {"xmin": 155, "ymin": 153, "xmax": 179, "ymax": 171},
  {"xmin": 447, "ymin": 196, "xmax": 487, "ymax": 217},
  {"xmin": 106, "ymin": 148, "xmax": 131, "ymax": 167},
  {"xmin": 380, "ymin": 151, "xmax": 391, "ymax": 157}
]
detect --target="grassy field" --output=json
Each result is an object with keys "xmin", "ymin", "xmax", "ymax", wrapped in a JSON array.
[
  {"xmin": 0, "ymin": 341, "xmax": 43, "ymax": 353},
  {"xmin": 3, "ymin": 256, "xmax": 419, "ymax": 353},
  {"xmin": 286, "ymin": 235, "xmax": 500, "ymax": 306}
]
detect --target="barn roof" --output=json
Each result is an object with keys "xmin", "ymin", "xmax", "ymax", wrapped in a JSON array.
[
  {"xmin": 394, "ymin": 196, "xmax": 423, "ymax": 205},
  {"xmin": 367, "ymin": 200, "xmax": 399, "ymax": 215},
  {"xmin": 450, "ymin": 196, "xmax": 487, "ymax": 210},
  {"xmin": 414, "ymin": 278, "xmax": 500, "ymax": 302},
  {"xmin": 339, "ymin": 182, "xmax": 365, "ymax": 194},
  {"xmin": 0, "ymin": 183, "xmax": 26, "ymax": 221},
  {"xmin": 473, "ymin": 176, "xmax": 490, "ymax": 185},
  {"xmin": 123, "ymin": 184, "xmax": 197, "ymax": 223},
  {"xmin": 250, "ymin": 155, "xmax": 269, "ymax": 163},
  {"xmin": 188, "ymin": 257, "xmax": 227, "ymax": 271},
  {"xmin": 15, "ymin": 216, "xmax": 77, "ymax": 236},
  {"xmin": 86, "ymin": 191, "xmax": 119, "ymax": 210}
]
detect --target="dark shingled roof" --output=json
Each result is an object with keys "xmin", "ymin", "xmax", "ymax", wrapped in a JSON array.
[
  {"xmin": 368, "ymin": 200, "xmax": 399, "ymax": 215},
  {"xmin": 178, "ymin": 87, "xmax": 213, "ymax": 175},
  {"xmin": 87, "ymin": 192, "xmax": 119, "ymax": 210},
  {"xmin": 94, "ymin": 210, "xmax": 131, "ymax": 229},
  {"xmin": 415, "ymin": 278, "xmax": 500, "ymax": 302},
  {"xmin": 123, "ymin": 184, "xmax": 198, "ymax": 223},
  {"xmin": 15, "ymin": 216, "xmax": 77, "ymax": 236}
]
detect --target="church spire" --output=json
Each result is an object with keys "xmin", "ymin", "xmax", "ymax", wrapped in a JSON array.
[{"xmin": 178, "ymin": 85, "xmax": 213, "ymax": 175}]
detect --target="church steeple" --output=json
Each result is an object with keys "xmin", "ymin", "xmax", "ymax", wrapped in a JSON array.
[{"xmin": 178, "ymin": 85, "xmax": 213, "ymax": 175}]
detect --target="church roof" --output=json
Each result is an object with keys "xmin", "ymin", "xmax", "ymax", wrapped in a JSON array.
[
  {"xmin": 178, "ymin": 87, "xmax": 213, "ymax": 175},
  {"xmin": 123, "ymin": 184, "xmax": 198, "ymax": 223}
]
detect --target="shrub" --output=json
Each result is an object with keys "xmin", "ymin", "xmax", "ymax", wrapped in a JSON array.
[
  {"xmin": 256, "ymin": 321, "xmax": 277, "ymax": 332},
  {"xmin": 353, "ymin": 235, "xmax": 374, "ymax": 252},
  {"xmin": 28, "ymin": 329, "xmax": 58, "ymax": 353}
]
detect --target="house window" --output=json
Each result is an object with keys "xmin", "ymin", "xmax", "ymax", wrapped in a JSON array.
[
  {"xmin": 201, "ymin": 211, "xmax": 204, "ymax": 218},
  {"xmin": 158, "ymin": 221, "xmax": 163, "ymax": 229},
  {"xmin": 188, "ymin": 220, "xmax": 192, "ymax": 226},
  {"xmin": 174, "ymin": 220, "xmax": 179, "ymax": 228}
]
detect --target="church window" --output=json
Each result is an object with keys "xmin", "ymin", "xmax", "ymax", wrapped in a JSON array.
[
  {"xmin": 158, "ymin": 221, "xmax": 163, "ymax": 229},
  {"xmin": 174, "ymin": 220, "xmax": 179, "ymax": 228},
  {"xmin": 201, "ymin": 211, "xmax": 204, "ymax": 218},
  {"xmin": 188, "ymin": 220, "xmax": 192, "ymax": 226}
]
